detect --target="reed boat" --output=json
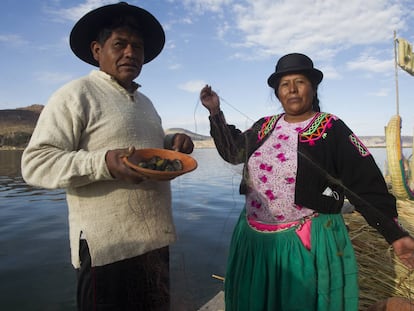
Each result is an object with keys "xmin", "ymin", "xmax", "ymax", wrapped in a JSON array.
[
  {"xmin": 384, "ymin": 33, "xmax": 414, "ymax": 200},
  {"xmin": 385, "ymin": 115, "xmax": 414, "ymax": 200}
]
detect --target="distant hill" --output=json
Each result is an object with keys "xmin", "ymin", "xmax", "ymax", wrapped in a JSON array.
[
  {"xmin": 165, "ymin": 127, "xmax": 210, "ymax": 141},
  {"xmin": 0, "ymin": 105, "xmax": 43, "ymax": 148},
  {"xmin": 0, "ymin": 106, "xmax": 411, "ymax": 149},
  {"xmin": 164, "ymin": 127, "xmax": 214, "ymax": 148},
  {"xmin": 0, "ymin": 105, "xmax": 43, "ymax": 133},
  {"xmin": 0, "ymin": 105, "xmax": 215, "ymax": 149}
]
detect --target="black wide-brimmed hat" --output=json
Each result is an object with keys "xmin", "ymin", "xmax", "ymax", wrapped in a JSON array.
[
  {"xmin": 69, "ymin": 2, "xmax": 165, "ymax": 66},
  {"xmin": 267, "ymin": 53, "xmax": 323, "ymax": 89}
]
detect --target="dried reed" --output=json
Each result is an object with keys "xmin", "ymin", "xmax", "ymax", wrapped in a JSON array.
[{"xmin": 344, "ymin": 199, "xmax": 414, "ymax": 310}]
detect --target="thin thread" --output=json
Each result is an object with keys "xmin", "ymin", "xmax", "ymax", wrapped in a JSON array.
[
  {"xmin": 193, "ymin": 95, "xmax": 255, "ymax": 135},
  {"xmin": 219, "ymin": 96, "xmax": 255, "ymax": 122}
]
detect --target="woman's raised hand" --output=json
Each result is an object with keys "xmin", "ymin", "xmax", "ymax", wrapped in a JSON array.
[{"xmin": 200, "ymin": 85, "xmax": 220, "ymax": 116}]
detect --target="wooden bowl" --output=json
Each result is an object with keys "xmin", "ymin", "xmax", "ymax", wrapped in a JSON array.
[{"xmin": 122, "ymin": 148, "xmax": 197, "ymax": 181}]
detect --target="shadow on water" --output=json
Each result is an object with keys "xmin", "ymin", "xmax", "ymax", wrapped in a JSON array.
[{"xmin": 0, "ymin": 149, "xmax": 242, "ymax": 310}]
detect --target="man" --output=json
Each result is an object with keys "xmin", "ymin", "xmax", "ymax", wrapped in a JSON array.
[{"xmin": 21, "ymin": 2, "xmax": 193, "ymax": 310}]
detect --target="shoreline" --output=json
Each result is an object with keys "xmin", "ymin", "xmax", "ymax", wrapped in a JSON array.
[{"xmin": 1, "ymin": 144, "xmax": 413, "ymax": 151}]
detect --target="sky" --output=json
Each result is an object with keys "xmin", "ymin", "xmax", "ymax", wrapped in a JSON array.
[{"xmin": 1, "ymin": 0, "xmax": 414, "ymax": 136}]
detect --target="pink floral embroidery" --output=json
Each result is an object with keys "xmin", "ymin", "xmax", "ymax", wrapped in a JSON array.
[
  {"xmin": 276, "ymin": 153, "xmax": 286, "ymax": 162},
  {"xmin": 276, "ymin": 214, "xmax": 285, "ymax": 221},
  {"xmin": 246, "ymin": 116, "xmax": 315, "ymax": 224},
  {"xmin": 260, "ymin": 175, "xmax": 268, "ymax": 183},
  {"xmin": 251, "ymin": 200, "xmax": 262, "ymax": 209},
  {"xmin": 259, "ymin": 163, "xmax": 272, "ymax": 171},
  {"xmin": 285, "ymin": 177, "xmax": 295, "ymax": 184},
  {"xmin": 265, "ymin": 189, "xmax": 276, "ymax": 200}
]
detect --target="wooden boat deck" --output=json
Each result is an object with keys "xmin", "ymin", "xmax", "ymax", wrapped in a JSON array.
[{"xmin": 198, "ymin": 291, "xmax": 224, "ymax": 311}]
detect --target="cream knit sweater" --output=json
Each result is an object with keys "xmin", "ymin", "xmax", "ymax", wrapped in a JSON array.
[{"xmin": 21, "ymin": 70, "xmax": 176, "ymax": 268}]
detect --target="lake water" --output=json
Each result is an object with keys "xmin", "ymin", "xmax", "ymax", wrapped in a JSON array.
[{"xmin": 0, "ymin": 147, "xmax": 410, "ymax": 310}]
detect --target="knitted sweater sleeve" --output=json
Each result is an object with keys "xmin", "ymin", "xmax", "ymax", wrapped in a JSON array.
[
  {"xmin": 209, "ymin": 111, "xmax": 250, "ymax": 165},
  {"xmin": 21, "ymin": 82, "xmax": 112, "ymax": 189}
]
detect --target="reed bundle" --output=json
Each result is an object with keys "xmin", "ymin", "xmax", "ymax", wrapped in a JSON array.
[
  {"xmin": 385, "ymin": 115, "xmax": 412, "ymax": 200},
  {"xmin": 344, "ymin": 199, "xmax": 414, "ymax": 310}
]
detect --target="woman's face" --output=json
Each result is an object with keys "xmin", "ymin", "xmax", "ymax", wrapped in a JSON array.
[{"xmin": 277, "ymin": 73, "xmax": 316, "ymax": 121}]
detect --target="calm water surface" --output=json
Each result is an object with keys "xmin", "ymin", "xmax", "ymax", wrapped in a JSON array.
[
  {"xmin": 0, "ymin": 148, "xmax": 243, "ymax": 310},
  {"xmin": 0, "ymin": 147, "xmax": 407, "ymax": 310}
]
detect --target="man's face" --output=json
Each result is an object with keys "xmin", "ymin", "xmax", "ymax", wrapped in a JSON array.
[{"xmin": 91, "ymin": 28, "xmax": 145, "ymax": 90}]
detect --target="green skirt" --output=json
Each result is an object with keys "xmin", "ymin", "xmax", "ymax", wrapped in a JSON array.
[{"xmin": 224, "ymin": 210, "xmax": 359, "ymax": 311}]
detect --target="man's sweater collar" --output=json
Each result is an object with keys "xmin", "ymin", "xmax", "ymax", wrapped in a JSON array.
[{"xmin": 90, "ymin": 70, "xmax": 141, "ymax": 94}]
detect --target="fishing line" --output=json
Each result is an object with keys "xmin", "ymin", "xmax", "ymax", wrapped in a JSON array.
[
  {"xmin": 169, "ymin": 164, "xmax": 243, "ymax": 307},
  {"xmin": 190, "ymin": 91, "xmax": 255, "ymax": 284},
  {"xmin": 160, "ymin": 90, "xmax": 257, "ymax": 305},
  {"xmin": 179, "ymin": 91, "xmax": 250, "ymax": 284},
  {"xmin": 191, "ymin": 90, "xmax": 253, "ymax": 182},
  {"xmin": 193, "ymin": 93, "xmax": 255, "ymax": 135},
  {"xmin": 219, "ymin": 96, "xmax": 255, "ymax": 122}
]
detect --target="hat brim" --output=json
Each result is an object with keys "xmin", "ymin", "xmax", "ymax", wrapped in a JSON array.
[
  {"xmin": 267, "ymin": 68, "xmax": 323, "ymax": 89},
  {"xmin": 69, "ymin": 3, "xmax": 165, "ymax": 66}
]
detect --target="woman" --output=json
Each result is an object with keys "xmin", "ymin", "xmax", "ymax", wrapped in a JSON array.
[{"xmin": 200, "ymin": 53, "xmax": 414, "ymax": 311}]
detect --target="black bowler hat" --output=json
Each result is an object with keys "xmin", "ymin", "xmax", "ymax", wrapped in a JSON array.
[
  {"xmin": 69, "ymin": 2, "xmax": 165, "ymax": 66},
  {"xmin": 267, "ymin": 53, "xmax": 323, "ymax": 89}
]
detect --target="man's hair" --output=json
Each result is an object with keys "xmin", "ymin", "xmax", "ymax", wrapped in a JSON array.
[{"xmin": 95, "ymin": 16, "xmax": 144, "ymax": 45}]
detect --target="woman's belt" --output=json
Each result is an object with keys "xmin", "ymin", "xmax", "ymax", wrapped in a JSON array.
[{"xmin": 247, "ymin": 213, "xmax": 318, "ymax": 233}]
